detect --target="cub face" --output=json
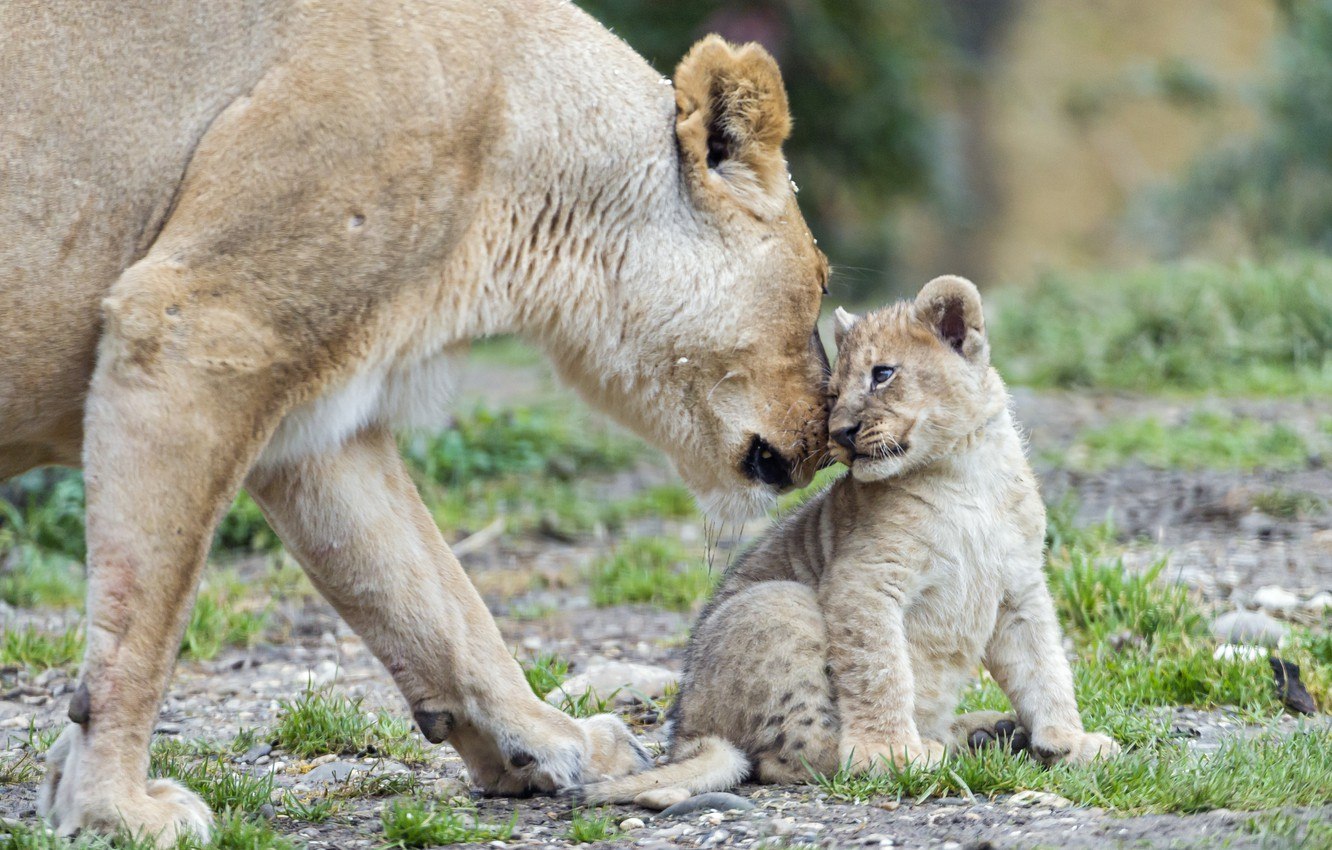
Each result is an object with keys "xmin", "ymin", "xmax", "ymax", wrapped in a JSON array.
[{"xmin": 826, "ymin": 276, "xmax": 1002, "ymax": 482}]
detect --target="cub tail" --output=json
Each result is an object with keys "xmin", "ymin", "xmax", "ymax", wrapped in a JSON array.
[{"xmin": 578, "ymin": 736, "xmax": 749, "ymax": 809}]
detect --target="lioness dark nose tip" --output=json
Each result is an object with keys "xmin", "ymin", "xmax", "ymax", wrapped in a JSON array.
[
  {"xmin": 831, "ymin": 424, "xmax": 860, "ymax": 451},
  {"xmin": 742, "ymin": 435, "xmax": 794, "ymax": 489}
]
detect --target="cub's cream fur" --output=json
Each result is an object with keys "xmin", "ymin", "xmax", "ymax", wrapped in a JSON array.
[
  {"xmin": 582, "ymin": 277, "xmax": 1118, "ymax": 807},
  {"xmin": 3, "ymin": 2, "xmax": 831, "ymax": 844}
]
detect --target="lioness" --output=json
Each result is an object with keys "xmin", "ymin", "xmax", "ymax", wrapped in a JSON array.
[
  {"xmin": 581, "ymin": 277, "xmax": 1118, "ymax": 808},
  {"xmin": 1, "ymin": 1, "xmax": 831, "ymax": 843}
]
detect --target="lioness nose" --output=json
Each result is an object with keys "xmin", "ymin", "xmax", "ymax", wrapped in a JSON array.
[{"xmin": 831, "ymin": 424, "xmax": 860, "ymax": 451}]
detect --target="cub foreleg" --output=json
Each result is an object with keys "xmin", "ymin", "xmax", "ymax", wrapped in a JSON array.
[
  {"xmin": 819, "ymin": 558, "xmax": 945, "ymax": 772},
  {"xmin": 984, "ymin": 581, "xmax": 1118, "ymax": 765}
]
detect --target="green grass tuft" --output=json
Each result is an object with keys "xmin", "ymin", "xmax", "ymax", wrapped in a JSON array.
[
  {"xmin": 150, "ymin": 741, "xmax": 275, "ymax": 815},
  {"xmin": 567, "ymin": 809, "xmax": 617, "ymax": 843},
  {"xmin": 0, "ymin": 623, "xmax": 83, "ymax": 671},
  {"xmin": 1251, "ymin": 489, "xmax": 1326, "ymax": 519},
  {"xmin": 522, "ymin": 652, "xmax": 570, "ymax": 699},
  {"xmin": 816, "ymin": 728, "xmax": 1332, "ymax": 813},
  {"xmin": 380, "ymin": 799, "xmax": 514, "ymax": 848},
  {"xmin": 1065, "ymin": 412, "xmax": 1312, "ymax": 472},
  {"xmin": 588, "ymin": 537, "xmax": 715, "ymax": 611},
  {"xmin": 180, "ymin": 573, "xmax": 269, "ymax": 662},
  {"xmin": 272, "ymin": 690, "xmax": 425, "ymax": 764},
  {"xmin": 988, "ymin": 258, "xmax": 1332, "ymax": 395}
]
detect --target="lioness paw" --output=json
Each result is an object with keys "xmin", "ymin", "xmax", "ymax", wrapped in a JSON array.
[
  {"xmin": 1030, "ymin": 728, "xmax": 1119, "ymax": 765},
  {"xmin": 40, "ymin": 725, "xmax": 213, "ymax": 848},
  {"xmin": 842, "ymin": 738, "xmax": 946, "ymax": 773}
]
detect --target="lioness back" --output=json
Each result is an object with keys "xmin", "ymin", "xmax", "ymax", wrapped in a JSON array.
[{"xmin": 582, "ymin": 276, "xmax": 1116, "ymax": 808}]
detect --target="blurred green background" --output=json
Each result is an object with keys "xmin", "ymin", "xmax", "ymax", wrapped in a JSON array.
[{"xmin": 579, "ymin": 0, "xmax": 1332, "ymax": 301}]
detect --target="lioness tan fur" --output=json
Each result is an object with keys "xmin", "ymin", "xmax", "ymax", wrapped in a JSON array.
[
  {"xmin": 1, "ymin": 2, "xmax": 832, "ymax": 843},
  {"xmin": 581, "ymin": 277, "xmax": 1118, "ymax": 808}
]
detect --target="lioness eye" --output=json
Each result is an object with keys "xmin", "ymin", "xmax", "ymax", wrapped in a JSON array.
[{"xmin": 871, "ymin": 365, "xmax": 896, "ymax": 387}]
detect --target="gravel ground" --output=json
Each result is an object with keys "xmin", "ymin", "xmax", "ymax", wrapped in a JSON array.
[{"xmin": 2, "ymin": 387, "xmax": 1330, "ymax": 849}]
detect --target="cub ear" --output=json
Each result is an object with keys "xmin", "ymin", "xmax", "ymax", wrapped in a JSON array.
[
  {"xmin": 832, "ymin": 306, "xmax": 861, "ymax": 350},
  {"xmin": 915, "ymin": 275, "xmax": 988, "ymax": 362},
  {"xmin": 673, "ymin": 35, "xmax": 792, "ymax": 219}
]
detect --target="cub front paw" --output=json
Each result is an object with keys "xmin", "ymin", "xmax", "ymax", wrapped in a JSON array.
[
  {"xmin": 841, "ymin": 737, "xmax": 946, "ymax": 773},
  {"xmin": 1030, "ymin": 728, "xmax": 1119, "ymax": 765}
]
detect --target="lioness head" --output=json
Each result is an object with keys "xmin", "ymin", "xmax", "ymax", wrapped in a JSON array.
[
  {"xmin": 549, "ymin": 35, "xmax": 830, "ymax": 516},
  {"xmin": 826, "ymin": 276, "xmax": 1006, "ymax": 482}
]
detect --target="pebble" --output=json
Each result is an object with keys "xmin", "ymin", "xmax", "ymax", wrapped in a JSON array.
[
  {"xmin": 701, "ymin": 828, "xmax": 731, "ymax": 847},
  {"xmin": 1214, "ymin": 643, "xmax": 1269, "ymax": 662},
  {"xmin": 303, "ymin": 760, "xmax": 371, "ymax": 784},
  {"xmin": 1252, "ymin": 586, "xmax": 1300, "ymax": 614},
  {"xmin": 546, "ymin": 659, "xmax": 677, "ymax": 706},
  {"xmin": 619, "ymin": 817, "xmax": 645, "ymax": 831},
  {"xmin": 1008, "ymin": 790, "xmax": 1074, "ymax": 809},
  {"xmin": 238, "ymin": 743, "xmax": 273, "ymax": 764},
  {"xmin": 1304, "ymin": 591, "xmax": 1332, "ymax": 612},
  {"xmin": 659, "ymin": 792, "xmax": 755, "ymax": 817},
  {"xmin": 259, "ymin": 803, "xmax": 276, "ymax": 819},
  {"xmin": 1210, "ymin": 610, "xmax": 1287, "ymax": 648}
]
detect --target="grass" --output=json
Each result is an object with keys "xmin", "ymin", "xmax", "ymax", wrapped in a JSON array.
[
  {"xmin": 149, "ymin": 745, "xmax": 275, "ymax": 815},
  {"xmin": 814, "ymin": 728, "xmax": 1332, "ymax": 812},
  {"xmin": 0, "ymin": 547, "xmax": 82, "ymax": 609},
  {"xmin": 1243, "ymin": 812, "xmax": 1332, "ymax": 850},
  {"xmin": 587, "ymin": 537, "xmax": 715, "ymax": 611},
  {"xmin": 567, "ymin": 809, "xmax": 617, "ymax": 843},
  {"xmin": 1251, "ymin": 488, "xmax": 1326, "ymax": 519},
  {"xmin": 181, "ymin": 573, "xmax": 269, "ymax": 661},
  {"xmin": 0, "ymin": 623, "xmax": 83, "ymax": 671},
  {"xmin": 380, "ymin": 799, "xmax": 514, "ymax": 848},
  {"xmin": 0, "ymin": 751, "xmax": 41, "ymax": 784},
  {"xmin": 282, "ymin": 793, "xmax": 343, "ymax": 823},
  {"xmin": 1064, "ymin": 412, "xmax": 1312, "ymax": 472},
  {"xmin": 522, "ymin": 652, "xmax": 570, "ymax": 699},
  {"xmin": 987, "ymin": 257, "xmax": 1332, "ymax": 395},
  {"xmin": 272, "ymin": 689, "xmax": 426, "ymax": 764}
]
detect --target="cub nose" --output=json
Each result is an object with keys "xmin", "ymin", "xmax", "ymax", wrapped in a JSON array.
[{"xmin": 831, "ymin": 424, "xmax": 860, "ymax": 451}]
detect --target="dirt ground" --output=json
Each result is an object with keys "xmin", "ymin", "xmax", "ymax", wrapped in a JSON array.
[{"xmin": 2, "ymin": 368, "xmax": 1330, "ymax": 849}]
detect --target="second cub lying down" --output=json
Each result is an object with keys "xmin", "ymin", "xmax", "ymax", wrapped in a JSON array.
[{"xmin": 582, "ymin": 276, "xmax": 1118, "ymax": 808}]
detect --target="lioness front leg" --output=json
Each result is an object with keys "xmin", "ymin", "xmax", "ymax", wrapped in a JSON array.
[
  {"xmin": 819, "ymin": 558, "xmax": 944, "ymax": 772},
  {"xmin": 984, "ymin": 582, "xmax": 1118, "ymax": 765},
  {"xmin": 41, "ymin": 268, "xmax": 287, "ymax": 846},
  {"xmin": 247, "ymin": 426, "xmax": 650, "ymax": 794}
]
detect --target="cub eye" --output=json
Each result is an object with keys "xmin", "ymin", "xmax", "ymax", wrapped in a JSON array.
[{"xmin": 871, "ymin": 365, "xmax": 896, "ymax": 388}]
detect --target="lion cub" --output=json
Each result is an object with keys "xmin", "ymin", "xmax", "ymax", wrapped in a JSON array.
[{"xmin": 582, "ymin": 276, "xmax": 1118, "ymax": 808}]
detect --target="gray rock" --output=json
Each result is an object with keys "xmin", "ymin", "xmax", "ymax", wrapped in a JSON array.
[
  {"xmin": 659, "ymin": 792, "xmax": 755, "ymax": 817},
  {"xmin": 238, "ymin": 743, "xmax": 273, "ymax": 764},
  {"xmin": 259, "ymin": 803, "xmax": 276, "ymax": 820},
  {"xmin": 303, "ymin": 760, "xmax": 371, "ymax": 784},
  {"xmin": 546, "ymin": 660, "xmax": 678, "ymax": 707},
  {"xmin": 1211, "ymin": 610, "xmax": 1288, "ymax": 648}
]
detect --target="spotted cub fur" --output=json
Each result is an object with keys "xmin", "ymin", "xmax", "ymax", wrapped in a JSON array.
[{"xmin": 581, "ymin": 276, "xmax": 1118, "ymax": 808}]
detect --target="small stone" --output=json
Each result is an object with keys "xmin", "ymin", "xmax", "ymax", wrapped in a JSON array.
[
  {"xmin": 1008, "ymin": 790, "xmax": 1073, "ymax": 809},
  {"xmin": 860, "ymin": 835, "xmax": 894, "ymax": 846},
  {"xmin": 432, "ymin": 777, "xmax": 469, "ymax": 799},
  {"xmin": 1303, "ymin": 591, "xmax": 1332, "ymax": 612},
  {"xmin": 619, "ymin": 817, "xmax": 645, "ymax": 831},
  {"xmin": 658, "ymin": 792, "xmax": 755, "ymax": 818},
  {"xmin": 1312, "ymin": 530, "xmax": 1332, "ymax": 554},
  {"xmin": 1213, "ymin": 643, "xmax": 1269, "ymax": 662},
  {"xmin": 259, "ymin": 803, "xmax": 276, "ymax": 819},
  {"xmin": 701, "ymin": 812, "xmax": 724, "ymax": 826},
  {"xmin": 1211, "ymin": 610, "xmax": 1287, "ymax": 648},
  {"xmin": 701, "ymin": 829, "xmax": 730, "ymax": 847},
  {"xmin": 239, "ymin": 743, "xmax": 273, "ymax": 764},
  {"xmin": 878, "ymin": 800, "xmax": 900, "ymax": 812},
  {"xmin": 545, "ymin": 660, "xmax": 678, "ymax": 707},
  {"xmin": 1252, "ymin": 586, "xmax": 1301, "ymax": 614},
  {"xmin": 304, "ymin": 761, "xmax": 370, "ymax": 784}
]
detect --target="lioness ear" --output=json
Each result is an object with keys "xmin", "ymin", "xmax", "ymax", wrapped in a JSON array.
[
  {"xmin": 832, "ymin": 306, "xmax": 860, "ymax": 350},
  {"xmin": 915, "ymin": 275, "xmax": 988, "ymax": 361},
  {"xmin": 673, "ymin": 35, "xmax": 792, "ymax": 219}
]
